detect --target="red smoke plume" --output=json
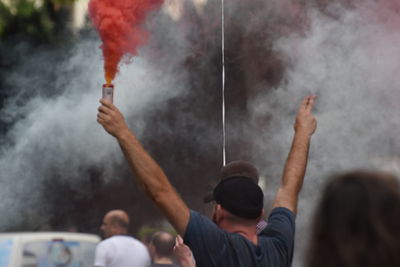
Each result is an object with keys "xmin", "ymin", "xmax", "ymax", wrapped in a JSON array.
[{"xmin": 89, "ymin": 0, "xmax": 164, "ymax": 84}]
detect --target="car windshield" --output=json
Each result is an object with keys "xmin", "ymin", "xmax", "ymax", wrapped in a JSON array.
[
  {"xmin": 0, "ymin": 239, "xmax": 13, "ymax": 267},
  {"xmin": 22, "ymin": 239, "xmax": 97, "ymax": 267}
]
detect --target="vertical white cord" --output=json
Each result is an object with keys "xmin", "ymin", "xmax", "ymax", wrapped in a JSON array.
[{"xmin": 221, "ymin": 0, "xmax": 226, "ymax": 166}]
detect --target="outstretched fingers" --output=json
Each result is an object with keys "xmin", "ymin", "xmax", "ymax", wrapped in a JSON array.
[
  {"xmin": 294, "ymin": 95, "xmax": 317, "ymax": 136},
  {"xmin": 305, "ymin": 95, "xmax": 316, "ymax": 113},
  {"xmin": 300, "ymin": 96, "xmax": 310, "ymax": 110}
]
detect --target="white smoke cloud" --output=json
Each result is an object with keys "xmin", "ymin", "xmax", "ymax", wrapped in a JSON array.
[
  {"xmin": 247, "ymin": 1, "xmax": 400, "ymax": 265},
  {"xmin": 0, "ymin": 36, "xmax": 189, "ymax": 229}
]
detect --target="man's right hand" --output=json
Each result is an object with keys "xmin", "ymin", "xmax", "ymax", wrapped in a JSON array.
[
  {"xmin": 97, "ymin": 99, "xmax": 129, "ymax": 138},
  {"xmin": 294, "ymin": 96, "xmax": 317, "ymax": 137}
]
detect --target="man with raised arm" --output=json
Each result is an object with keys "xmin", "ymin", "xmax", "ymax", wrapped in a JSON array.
[{"xmin": 97, "ymin": 96, "xmax": 317, "ymax": 267}]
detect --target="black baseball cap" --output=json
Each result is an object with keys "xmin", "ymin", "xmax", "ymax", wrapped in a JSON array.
[
  {"xmin": 203, "ymin": 160, "xmax": 260, "ymax": 203},
  {"xmin": 213, "ymin": 176, "xmax": 264, "ymax": 219},
  {"xmin": 204, "ymin": 160, "xmax": 264, "ymax": 219}
]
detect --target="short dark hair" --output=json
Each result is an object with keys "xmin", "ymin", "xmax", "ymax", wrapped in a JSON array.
[
  {"xmin": 151, "ymin": 231, "xmax": 175, "ymax": 258},
  {"xmin": 220, "ymin": 160, "xmax": 259, "ymax": 183},
  {"xmin": 306, "ymin": 170, "xmax": 400, "ymax": 267}
]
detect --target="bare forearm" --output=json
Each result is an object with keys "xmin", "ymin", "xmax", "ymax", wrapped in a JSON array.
[
  {"xmin": 116, "ymin": 129, "xmax": 189, "ymax": 235},
  {"xmin": 282, "ymin": 131, "xmax": 311, "ymax": 192},
  {"xmin": 117, "ymin": 130, "xmax": 168, "ymax": 192},
  {"xmin": 274, "ymin": 131, "xmax": 311, "ymax": 212}
]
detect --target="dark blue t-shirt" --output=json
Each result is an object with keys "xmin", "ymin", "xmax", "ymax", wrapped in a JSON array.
[{"xmin": 183, "ymin": 207, "xmax": 295, "ymax": 267}]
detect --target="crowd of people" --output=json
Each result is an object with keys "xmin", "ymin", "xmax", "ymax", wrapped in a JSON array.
[
  {"xmin": 94, "ymin": 209, "xmax": 195, "ymax": 267},
  {"xmin": 94, "ymin": 96, "xmax": 400, "ymax": 267}
]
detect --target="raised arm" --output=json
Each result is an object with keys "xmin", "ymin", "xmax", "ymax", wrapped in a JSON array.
[
  {"xmin": 97, "ymin": 99, "xmax": 190, "ymax": 236},
  {"xmin": 273, "ymin": 96, "xmax": 317, "ymax": 213}
]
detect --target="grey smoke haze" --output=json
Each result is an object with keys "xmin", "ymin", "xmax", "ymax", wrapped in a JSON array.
[
  {"xmin": 241, "ymin": 0, "xmax": 400, "ymax": 265},
  {"xmin": 0, "ymin": 28, "xmax": 191, "ymax": 229},
  {"xmin": 2, "ymin": 0, "xmax": 400, "ymax": 265},
  {"xmin": 0, "ymin": 1, "xmax": 223, "ymax": 232}
]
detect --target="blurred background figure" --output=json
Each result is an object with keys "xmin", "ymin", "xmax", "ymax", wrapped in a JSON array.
[
  {"xmin": 306, "ymin": 171, "xmax": 400, "ymax": 267},
  {"xmin": 94, "ymin": 209, "xmax": 151, "ymax": 267},
  {"xmin": 140, "ymin": 229, "xmax": 158, "ymax": 251},
  {"xmin": 149, "ymin": 231, "xmax": 178, "ymax": 267},
  {"xmin": 173, "ymin": 235, "xmax": 195, "ymax": 267}
]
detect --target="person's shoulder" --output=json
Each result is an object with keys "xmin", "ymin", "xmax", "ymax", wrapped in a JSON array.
[
  {"xmin": 189, "ymin": 209, "xmax": 201, "ymax": 217},
  {"xmin": 258, "ymin": 207, "xmax": 296, "ymax": 265},
  {"xmin": 184, "ymin": 210, "xmax": 225, "ymax": 242},
  {"xmin": 264, "ymin": 207, "xmax": 296, "ymax": 232},
  {"xmin": 188, "ymin": 209, "xmax": 213, "ymax": 223},
  {"xmin": 187, "ymin": 209, "xmax": 218, "ymax": 229},
  {"xmin": 259, "ymin": 207, "xmax": 296, "ymax": 243},
  {"xmin": 189, "ymin": 209, "xmax": 201, "ymax": 219},
  {"xmin": 150, "ymin": 264, "xmax": 179, "ymax": 267},
  {"xmin": 110, "ymin": 235, "xmax": 142, "ymax": 244},
  {"xmin": 269, "ymin": 207, "xmax": 296, "ymax": 220},
  {"xmin": 97, "ymin": 237, "xmax": 112, "ymax": 246},
  {"xmin": 100, "ymin": 235, "xmax": 132, "ymax": 246},
  {"xmin": 114, "ymin": 235, "xmax": 148, "ymax": 250},
  {"xmin": 95, "ymin": 238, "xmax": 113, "ymax": 255}
]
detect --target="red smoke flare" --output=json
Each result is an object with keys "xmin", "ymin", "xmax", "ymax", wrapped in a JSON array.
[{"xmin": 89, "ymin": 0, "xmax": 164, "ymax": 84}]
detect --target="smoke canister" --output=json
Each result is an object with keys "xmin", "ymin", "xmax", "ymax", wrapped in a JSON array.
[{"xmin": 102, "ymin": 84, "xmax": 114, "ymax": 103}]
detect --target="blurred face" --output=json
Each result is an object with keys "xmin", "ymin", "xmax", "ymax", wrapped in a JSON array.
[{"xmin": 100, "ymin": 214, "xmax": 115, "ymax": 238}]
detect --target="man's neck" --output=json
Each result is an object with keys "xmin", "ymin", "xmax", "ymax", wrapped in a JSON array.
[
  {"xmin": 220, "ymin": 223, "xmax": 258, "ymax": 245},
  {"xmin": 153, "ymin": 256, "xmax": 174, "ymax": 264},
  {"xmin": 112, "ymin": 229, "xmax": 128, "ymax": 236}
]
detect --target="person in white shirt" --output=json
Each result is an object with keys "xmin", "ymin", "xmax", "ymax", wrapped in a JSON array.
[{"xmin": 94, "ymin": 209, "xmax": 151, "ymax": 267}]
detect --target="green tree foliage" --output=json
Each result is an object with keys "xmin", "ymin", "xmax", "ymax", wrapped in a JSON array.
[{"xmin": 0, "ymin": 0, "xmax": 77, "ymax": 43}]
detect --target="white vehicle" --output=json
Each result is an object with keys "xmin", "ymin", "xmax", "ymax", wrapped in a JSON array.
[{"xmin": 0, "ymin": 232, "xmax": 100, "ymax": 267}]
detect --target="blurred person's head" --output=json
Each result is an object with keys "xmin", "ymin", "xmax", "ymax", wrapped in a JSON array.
[
  {"xmin": 207, "ymin": 161, "xmax": 264, "ymax": 231},
  {"xmin": 141, "ymin": 230, "xmax": 157, "ymax": 250},
  {"xmin": 306, "ymin": 170, "xmax": 400, "ymax": 267},
  {"xmin": 150, "ymin": 231, "xmax": 176, "ymax": 263},
  {"xmin": 100, "ymin": 209, "xmax": 130, "ymax": 238}
]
